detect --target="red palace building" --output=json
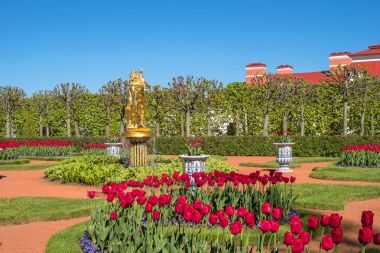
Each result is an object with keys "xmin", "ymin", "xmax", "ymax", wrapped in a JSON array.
[{"xmin": 245, "ymin": 43, "xmax": 380, "ymax": 85}]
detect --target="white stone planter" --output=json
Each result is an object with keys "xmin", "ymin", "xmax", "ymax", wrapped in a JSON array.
[
  {"xmin": 273, "ymin": 142, "xmax": 294, "ymax": 173},
  {"xmin": 105, "ymin": 143, "xmax": 122, "ymax": 158},
  {"xmin": 178, "ymin": 155, "xmax": 209, "ymax": 187}
]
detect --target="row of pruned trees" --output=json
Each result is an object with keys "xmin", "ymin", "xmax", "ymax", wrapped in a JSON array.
[{"xmin": 0, "ymin": 65, "xmax": 379, "ymax": 138}]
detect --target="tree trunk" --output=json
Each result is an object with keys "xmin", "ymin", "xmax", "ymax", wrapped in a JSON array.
[
  {"xmin": 180, "ymin": 112, "xmax": 184, "ymax": 137},
  {"xmin": 207, "ymin": 109, "xmax": 212, "ymax": 137},
  {"xmin": 370, "ymin": 109, "xmax": 375, "ymax": 136},
  {"xmin": 156, "ymin": 121, "xmax": 160, "ymax": 137},
  {"xmin": 300, "ymin": 105, "xmax": 305, "ymax": 136},
  {"xmin": 74, "ymin": 119, "xmax": 80, "ymax": 137},
  {"xmin": 5, "ymin": 112, "xmax": 10, "ymax": 138},
  {"xmin": 244, "ymin": 111, "xmax": 248, "ymax": 135},
  {"xmin": 263, "ymin": 103, "xmax": 270, "ymax": 137},
  {"xmin": 66, "ymin": 105, "xmax": 71, "ymax": 137},
  {"xmin": 360, "ymin": 100, "xmax": 367, "ymax": 136},
  {"xmin": 105, "ymin": 108, "xmax": 110, "ymax": 137},
  {"xmin": 186, "ymin": 109, "xmax": 191, "ymax": 137},
  {"xmin": 46, "ymin": 124, "xmax": 50, "ymax": 137},
  {"xmin": 282, "ymin": 112, "xmax": 287, "ymax": 133},
  {"xmin": 343, "ymin": 100, "xmax": 348, "ymax": 136},
  {"xmin": 120, "ymin": 105, "xmax": 125, "ymax": 134},
  {"xmin": 39, "ymin": 113, "xmax": 43, "ymax": 137},
  {"xmin": 235, "ymin": 113, "xmax": 240, "ymax": 137}
]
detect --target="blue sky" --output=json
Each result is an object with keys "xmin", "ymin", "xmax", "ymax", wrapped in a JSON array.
[{"xmin": 0, "ymin": 0, "xmax": 379, "ymax": 94}]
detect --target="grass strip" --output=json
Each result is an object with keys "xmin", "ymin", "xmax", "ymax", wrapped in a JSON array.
[
  {"xmin": 293, "ymin": 184, "xmax": 380, "ymax": 210},
  {"xmin": 0, "ymin": 159, "xmax": 30, "ymax": 165},
  {"xmin": 310, "ymin": 165, "xmax": 380, "ymax": 182},
  {"xmin": 0, "ymin": 197, "xmax": 102, "ymax": 224},
  {"xmin": 0, "ymin": 163, "xmax": 57, "ymax": 170}
]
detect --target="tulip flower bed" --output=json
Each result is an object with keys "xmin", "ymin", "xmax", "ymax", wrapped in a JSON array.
[
  {"xmin": 0, "ymin": 140, "xmax": 74, "ymax": 160},
  {"xmin": 340, "ymin": 144, "xmax": 380, "ymax": 168},
  {"xmin": 82, "ymin": 170, "xmax": 301, "ymax": 252},
  {"xmin": 80, "ymin": 144, "xmax": 107, "ymax": 156}
]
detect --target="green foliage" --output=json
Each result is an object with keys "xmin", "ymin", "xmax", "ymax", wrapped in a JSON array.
[
  {"xmin": 339, "ymin": 150, "xmax": 380, "ymax": 167},
  {"xmin": 46, "ymin": 221, "xmax": 87, "ymax": 253},
  {"xmin": 0, "ymin": 197, "xmax": 102, "ymax": 224},
  {"xmin": 310, "ymin": 165, "xmax": 380, "ymax": 182},
  {"xmin": 44, "ymin": 156, "xmax": 236, "ymax": 185},
  {"xmin": 150, "ymin": 136, "xmax": 380, "ymax": 157}
]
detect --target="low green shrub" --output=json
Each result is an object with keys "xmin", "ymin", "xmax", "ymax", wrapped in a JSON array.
[
  {"xmin": 44, "ymin": 156, "xmax": 237, "ymax": 185},
  {"xmin": 149, "ymin": 136, "xmax": 380, "ymax": 157},
  {"xmin": 0, "ymin": 148, "xmax": 20, "ymax": 160}
]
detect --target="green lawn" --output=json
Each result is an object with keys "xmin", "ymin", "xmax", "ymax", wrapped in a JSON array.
[
  {"xmin": 310, "ymin": 165, "xmax": 380, "ymax": 182},
  {"xmin": 0, "ymin": 197, "xmax": 102, "ymax": 224},
  {"xmin": 0, "ymin": 159, "xmax": 30, "ymax": 165},
  {"xmin": 293, "ymin": 184, "xmax": 380, "ymax": 210},
  {"xmin": 46, "ymin": 221, "xmax": 88, "ymax": 253},
  {"xmin": 239, "ymin": 157, "xmax": 338, "ymax": 169},
  {"xmin": 0, "ymin": 163, "xmax": 57, "ymax": 170}
]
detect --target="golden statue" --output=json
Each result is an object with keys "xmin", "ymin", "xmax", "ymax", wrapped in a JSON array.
[
  {"xmin": 126, "ymin": 69, "xmax": 146, "ymax": 128},
  {"xmin": 124, "ymin": 69, "xmax": 151, "ymax": 167}
]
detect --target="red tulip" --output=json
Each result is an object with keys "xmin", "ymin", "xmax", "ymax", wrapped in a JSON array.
[
  {"xmin": 290, "ymin": 176, "xmax": 296, "ymax": 183},
  {"xmin": 292, "ymin": 238, "xmax": 304, "ymax": 253},
  {"xmin": 236, "ymin": 207, "xmax": 247, "ymax": 218},
  {"xmin": 107, "ymin": 193, "xmax": 115, "ymax": 202},
  {"xmin": 208, "ymin": 214, "xmax": 218, "ymax": 225},
  {"xmin": 152, "ymin": 210, "xmax": 160, "ymax": 220},
  {"xmin": 329, "ymin": 214, "xmax": 342, "ymax": 229},
  {"xmin": 178, "ymin": 195, "xmax": 187, "ymax": 204},
  {"xmin": 300, "ymin": 231, "xmax": 310, "ymax": 245},
  {"xmin": 219, "ymin": 215, "xmax": 229, "ymax": 228},
  {"xmin": 270, "ymin": 221, "xmax": 280, "ymax": 233},
  {"xmin": 374, "ymin": 232, "xmax": 380, "ymax": 245},
  {"xmin": 229, "ymin": 221, "xmax": 243, "ymax": 235},
  {"xmin": 260, "ymin": 220, "xmax": 271, "ymax": 233},
  {"xmin": 261, "ymin": 203, "xmax": 271, "ymax": 215},
  {"xmin": 331, "ymin": 228, "xmax": 343, "ymax": 244},
  {"xmin": 361, "ymin": 210, "xmax": 374, "ymax": 228},
  {"xmin": 192, "ymin": 211, "xmax": 202, "ymax": 223},
  {"xmin": 193, "ymin": 200, "xmax": 202, "ymax": 210},
  {"xmin": 175, "ymin": 203, "xmax": 184, "ymax": 214},
  {"xmin": 321, "ymin": 236, "xmax": 333, "ymax": 251},
  {"xmin": 291, "ymin": 220, "xmax": 303, "ymax": 235},
  {"xmin": 225, "ymin": 206, "xmax": 234, "ymax": 217},
  {"xmin": 110, "ymin": 211, "xmax": 118, "ymax": 220},
  {"xmin": 283, "ymin": 231, "xmax": 294, "ymax": 246},
  {"xmin": 321, "ymin": 214, "xmax": 330, "ymax": 227},
  {"xmin": 201, "ymin": 204, "xmax": 211, "ymax": 215},
  {"xmin": 358, "ymin": 227, "xmax": 373, "ymax": 245},
  {"xmin": 87, "ymin": 191, "xmax": 96, "ymax": 198},
  {"xmin": 272, "ymin": 207, "xmax": 282, "ymax": 220},
  {"xmin": 148, "ymin": 195, "xmax": 159, "ymax": 206},
  {"xmin": 307, "ymin": 215, "xmax": 319, "ymax": 230},
  {"xmin": 145, "ymin": 202, "xmax": 153, "ymax": 212},
  {"xmin": 245, "ymin": 212, "xmax": 255, "ymax": 227},
  {"xmin": 184, "ymin": 211, "xmax": 193, "ymax": 222}
]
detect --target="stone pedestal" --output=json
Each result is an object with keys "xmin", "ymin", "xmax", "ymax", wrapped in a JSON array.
[{"xmin": 124, "ymin": 128, "xmax": 151, "ymax": 167}]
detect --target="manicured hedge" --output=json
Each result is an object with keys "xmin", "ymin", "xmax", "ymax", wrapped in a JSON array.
[{"xmin": 148, "ymin": 136, "xmax": 380, "ymax": 157}]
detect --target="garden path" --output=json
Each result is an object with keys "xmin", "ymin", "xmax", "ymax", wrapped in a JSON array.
[
  {"xmin": 0, "ymin": 169, "xmax": 96, "ymax": 198},
  {"xmin": 0, "ymin": 216, "xmax": 89, "ymax": 253}
]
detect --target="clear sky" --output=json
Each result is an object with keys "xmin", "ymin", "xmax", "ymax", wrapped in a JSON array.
[{"xmin": 1, "ymin": 0, "xmax": 379, "ymax": 94}]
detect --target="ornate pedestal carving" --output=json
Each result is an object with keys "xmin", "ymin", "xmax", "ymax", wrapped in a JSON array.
[{"xmin": 125, "ymin": 128, "xmax": 151, "ymax": 167}]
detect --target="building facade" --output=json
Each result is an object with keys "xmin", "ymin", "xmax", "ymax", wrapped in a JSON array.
[{"xmin": 245, "ymin": 43, "xmax": 380, "ymax": 85}]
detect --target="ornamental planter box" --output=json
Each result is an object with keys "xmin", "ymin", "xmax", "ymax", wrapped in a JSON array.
[
  {"xmin": 273, "ymin": 142, "xmax": 294, "ymax": 173},
  {"xmin": 104, "ymin": 143, "xmax": 122, "ymax": 158},
  {"xmin": 178, "ymin": 155, "xmax": 209, "ymax": 187}
]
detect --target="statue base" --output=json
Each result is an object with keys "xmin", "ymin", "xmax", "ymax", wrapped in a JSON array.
[{"xmin": 124, "ymin": 128, "xmax": 151, "ymax": 167}]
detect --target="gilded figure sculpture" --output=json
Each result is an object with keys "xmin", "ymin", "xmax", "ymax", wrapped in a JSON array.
[{"xmin": 126, "ymin": 70, "xmax": 146, "ymax": 128}]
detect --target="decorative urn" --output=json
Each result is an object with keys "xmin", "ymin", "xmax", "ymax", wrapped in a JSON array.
[
  {"xmin": 178, "ymin": 154, "xmax": 209, "ymax": 187},
  {"xmin": 273, "ymin": 142, "xmax": 294, "ymax": 172},
  {"xmin": 104, "ymin": 142, "xmax": 122, "ymax": 158}
]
